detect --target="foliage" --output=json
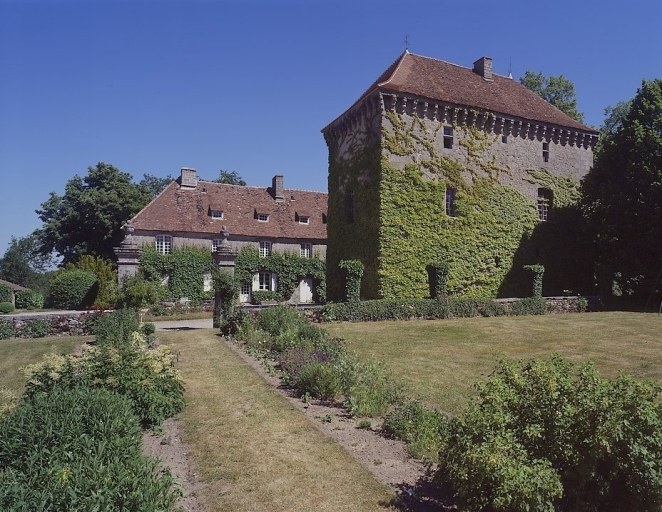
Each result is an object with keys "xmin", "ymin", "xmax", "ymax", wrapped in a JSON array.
[
  {"xmin": 436, "ymin": 357, "xmax": 662, "ymax": 512},
  {"xmin": 18, "ymin": 319, "xmax": 50, "ymax": 338},
  {"xmin": 119, "ymin": 274, "xmax": 161, "ymax": 309},
  {"xmin": 0, "ymin": 233, "xmax": 53, "ymax": 293},
  {"xmin": 523, "ymin": 264, "xmax": 545, "ymax": 297},
  {"xmin": 250, "ymin": 290, "xmax": 280, "ymax": 304},
  {"xmin": 139, "ymin": 172, "xmax": 174, "ymax": 198},
  {"xmin": 0, "ymin": 303, "xmax": 14, "ymax": 314},
  {"xmin": 235, "ymin": 246, "xmax": 326, "ymax": 303},
  {"xmin": 509, "ymin": 296, "xmax": 548, "ymax": 316},
  {"xmin": 213, "ymin": 269, "xmax": 238, "ymax": 327},
  {"xmin": 35, "ymin": 162, "xmax": 152, "ymax": 263},
  {"xmin": 0, "ymin": 321, "xmax": 14, "ymax": 339},
  {"xmin": 66, "ymin": 254, "xmax": 118, "ymax": 309},
  {"xmin": 92, "ymin": 308, "xmax": 140, "ymax": 346},
  {"xmin": 382, "ymin": 399, "xmax": 448, "ymax": 460},
  {"xmin": 0, "ymin": 387, "xmax": 180, "ymax": 511},
  {"xmin": 14, "ymin": 290, "xmax": 44, "ymax": 310},
  {"xmin": 427, "ymin": 262, "xmax": 449, "ymax": 298},
  {"xmin": 581, "ymin": 79, "xmax": 662, "ymax": 298},
  {"xmin": 520, "ymin": 70, "xmax": 585, "ymax": 122},
  {"xmin": 140, "ymin": 245, "xmax": 213, "ymax": 303},
  {"xmin": 47, "ymin": 268, "xmax": 98, "ymax": 309},
  {"xmin": 600, "ymin": 100, "xmax": 632, "ymax": 137},
  {"xmin": 339, "ymin": 259, "xmax": 364, "ymax": 302},
  {"xmin": 215, "ymin": 170, "xmax": 247, "ymax": 185},
  {"xmin": 295, "ymin": 362, "xmax": 341, "ymax": 401},
  {"xmin": 0, "ymin": 284, "xmax": 12, "ymax": 303}
]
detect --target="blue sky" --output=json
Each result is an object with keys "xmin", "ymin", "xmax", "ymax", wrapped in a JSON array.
[{"xmin": 1, "ymin": 0, "xmax": 660, "ymax": 254}]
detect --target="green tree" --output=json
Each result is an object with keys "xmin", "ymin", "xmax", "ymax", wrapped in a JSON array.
[
  {"xmin": 215, "ymin": 170, "xmax": 246, "ymax": 185},
  {"xmin": 601, "ymin": 100, "xmax": 632, "ymax": 136},
  {"xmin": 520, "ymin": 71, "xmax": 585, "ymax": 122},
  {"xmin": 139, "ymin": 173, "xmax": 174, "ymax": 198},
  {"xmin": 581, "ymin": 79, "xmax": 662, "ymax": 297},
  {"xmin": 36, "ymin": 162, "xmax": 152, "ymax": 264},
  {"xmin": 0, "ymin": 234, "xmax": 53, "ymax": 292}
]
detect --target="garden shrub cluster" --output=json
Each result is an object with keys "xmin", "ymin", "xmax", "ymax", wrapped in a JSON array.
[
  {"xmin": 0, "ymin": 285, "xmax": 13, "ymax": 303},
  {"xmin": 0, "ymin": 309, "xmax": 184, "ymax": 510},
  {"xmin": 66, "ymin": 255, "xmax": 119, "ymax": 309},
  {"xmin": 0, "ymin": 303, "xmax": 14, "ymax": 314},
  {"xmin": 47, "ymin": 268, "xmax": 98, "ymax": 309},
  {"xmin": 0, "ymin": 312, "xmax": 102, "ymax": 340},
  {"xmin": 14, "ymin": 290, "xmax": 44, "ymax": 310}
]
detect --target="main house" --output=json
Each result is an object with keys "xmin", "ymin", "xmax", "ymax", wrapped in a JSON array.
[
  {"xmin": 322, "ymin": 51, "xmax": 599, "ymax": 300},
  {"xmin": 129, "ymin": 168, "xmax": 328, "ymax": 303}
]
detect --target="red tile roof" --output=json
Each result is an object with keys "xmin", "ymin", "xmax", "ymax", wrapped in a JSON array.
[
  {"xmin": 0, "ymin": 279, "xmax": 29, "ymax": 291},
  {"xmin": 131, "ymin": 180, "xmax": 327, "ymax": 241},
  {"xmin": 326, "ymin": 51, "xmax": 597, "ymax": 134}
]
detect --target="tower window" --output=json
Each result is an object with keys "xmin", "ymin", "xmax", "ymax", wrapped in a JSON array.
[
  {"xmin": 446, "ymin": 187, "xmax": 457, "ymax": 217},
  {"xmin": 542, "ymin": 142, "xmax": 550, "ymax": 162},
  {"xmin": 443, "ymin": 126, "xmax": 454, "ymax": 149},
  {"xmin": 537, "ymin": 188, "xmax": 553, "ymax": 221}
]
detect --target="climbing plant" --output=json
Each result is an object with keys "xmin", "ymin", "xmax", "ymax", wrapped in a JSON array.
[
  {"xmin": 339, "ymin": 259, "xmax": 364, "ymax": 302},
  {"xmin": 524, "ymin": 264, "xmax": 545, "ymax": 297},
  {"xmin": 212, "ymin": 269, "xmax": 238, "ymax": 328},
  {"xmin": 426, "ymin": 262, "xmax": 450, "ymax": 299}
]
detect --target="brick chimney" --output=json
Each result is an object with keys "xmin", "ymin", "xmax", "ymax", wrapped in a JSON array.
[
  {"xmin": 180, "ymin": 167, "xmax": 197, "ymax": 189},
  {"xmin": 272, "ymin": 174, "xmax": 284, "ymax": 202},
  {"xmin": 473, "ymin": 56, "xmax": 493, "ymax": 81}
]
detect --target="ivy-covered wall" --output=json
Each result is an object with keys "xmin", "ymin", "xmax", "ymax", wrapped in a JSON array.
[{"xmin": 324, "ymin": 95, "xmax": 594, "ymax": 300}]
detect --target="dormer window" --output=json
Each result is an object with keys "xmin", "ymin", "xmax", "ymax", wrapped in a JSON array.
[
  {"xmin": 298, "ymin": 215, "xmax": 309, "ymax": 225},
  {"xmin": 256, "ymin": 213, "xmax": 269, "ymax": 222},
  {"xmin": 211, "ymin": 210, "xmax": 224, "ymax": 220}
]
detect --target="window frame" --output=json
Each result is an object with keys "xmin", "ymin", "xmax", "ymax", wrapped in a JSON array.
[
  {"xmin": 298, "ymin": 215, "xmax": 310, "ymax": 225},
  {"xmin": 256, "ymin": 213, "xmax": 269, "ymax": 222},
  {"xmin": 300, "ymin": 243, "xmax": 312, "ymax": 258},
  {"xmin": 258, "ymin": 270, "xmax": 274, "ymax": 291},
  {"xmin": 542, "ymin": 142, "xmax": 550, "ymax": 162},
  {"xmin": 211, "ymin": 210, "xmax": 224, "ymax": 220},
  {"xmin": 259, "ymin": 241, "xmax": 272, "ymax": 258},
  {"xmin": 537, "ymin": 188, "xmax": 553, "ymax": 221},
  {"xmin": 445, "ymin": 187, "xmax": 457, "ymax": 217},
  {"xmin": 155, "ymin": 235, "xmax": 172, "ymax": 255},
  {"xmin": 443, "ymin": 126, "xmax": 454, "ymax": 149}
]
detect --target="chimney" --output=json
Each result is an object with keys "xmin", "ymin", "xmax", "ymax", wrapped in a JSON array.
[
  {"xmin": 180, "ymin": 167, "xmax": 197, "ymax": 189},
  {"xmin": 473, "ymin": 56, "xmax": 493, "ymax": 81},
  {"xmin": 272, "ymin": 174, "xmax": 284, "ymax": 201}
]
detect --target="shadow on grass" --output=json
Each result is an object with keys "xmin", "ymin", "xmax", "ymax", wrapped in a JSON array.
[
  {"xmin": 383, "ymin": 467, "xmax": 457, "ymax": 511},
  {"xmin": 161, "ymin": 327, "xmax": 202, "ymax": 331}
]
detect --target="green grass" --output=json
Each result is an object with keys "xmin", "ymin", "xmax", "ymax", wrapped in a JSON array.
[
  {"xmin": 0, "ymin": 336, "xmax": 89, "ymax": 395},
  {"xmin": 161, "ymin": 329, "xmax": 394, "ymax": 511},
  {"xmin": 325, "ymin": 312, "xmax": 662, "ymax": 416}
]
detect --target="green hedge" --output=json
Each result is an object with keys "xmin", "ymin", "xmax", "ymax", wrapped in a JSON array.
[
  {"xmin": 48, "ymin": 269, "xmax": 98, "ymax": 309},
  {"xmin": 0, "ymin": 285, "xmax": 12, "ymax": 303},
  {"xmin": 0, "ymin": 303, "xmax": 14, "ymax": 314},
  {"xmin": 14, "ymin": 290, "xmax": 44, "ymax": 310}
]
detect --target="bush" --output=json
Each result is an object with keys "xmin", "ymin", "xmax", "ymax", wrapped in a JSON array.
[
  {"xmin": 93, "ymin": 308, "xmax": 140, "ymax": 347},
  {"xmin": 296, "ymin": 362, "xmax": 341, "ymax": 401},
  {"xmin": 142, "ymin": 322, "xmax": 156, "ymax": 336},
  {"xmin": 119, "ymin": 275, "xmax": 160, "ymax": 310},
  {"xmin": 509, "ymin": 296, "xmax": 548, "ymax": 316},
  {"xmin": 48, "ymin": 269, "xmax": 98, "ymax": 309},
  {"xmin": 250, "ymin": 290, "xmax": 281, "ymax": 304},
  {"xmin": 0, "ymin": 321, "xmax": 14, "ymax": 339},
  {"xmin": 257, "ymin": 305, "xmax": 307, "ymax": 338},
  {"xmin": 0, "ymin": 284, "xmax": 12, "ymax": 303},
  {"xmin": 435, "ymin": 357, "xmax": 662, "ymax": 512},
  {"xmin": 0, "ymin": 302, "xmax": 15, "ymax": 314},
  {"xmin": 0, "ymin": 386, "xmax": 180, "ymax": 511},
  {"xmin": 382, "ymin": 399, "xmax": 448, "ymax": 460},
  {"xmin": 17, "ymin": 319, "xmax": 51, "ymax": 338},
  {"xmin": 339, "ymin": 259, "xmax": 364, "ymax": 302},
  {"xmin": 14, "ymin": 290, "xmax": 44, "ymax": 310},
  {"xmin": 67, "ymin": 255, "xmax": 119, "ymax": 309}
]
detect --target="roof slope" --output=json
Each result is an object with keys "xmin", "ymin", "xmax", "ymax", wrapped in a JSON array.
[
  {"xmin": 0, "ymin": 279, "xmax": 29, "ymax": 292},
  {"xmin": 328, "ymin": 51, "xmax": 596, "ymax": 133},
  {"xmin": 131, "ymin": 180, "xmax": 327, "ymax": 241}
]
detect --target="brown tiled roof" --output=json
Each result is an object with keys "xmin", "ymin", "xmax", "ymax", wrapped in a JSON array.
[
  {"xmin": 326, "ymin": 51, "xmax": 597, "ymax": 134},
  {"xmin": 131, "ymin": 180, "xmax": 327, "ymax": 241},
  {"xmin": 0, "ymin": 279, "xmax": 29, "ymax": 292}
]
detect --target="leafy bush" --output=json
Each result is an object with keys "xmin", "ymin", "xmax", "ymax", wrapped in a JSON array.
[
  {"xmin": 67, "ymin": 255, "xmax": 119, "ymax": 309},
  {"xmin": 257, "ymin": 305, "xmax": 307, "ymax": 338},
  {"xmin": 427, "ymin": 262, "xmax": 450, "ymax": 298},
  {"xmin": 523, "ymin": 264, "xmax": 545, "ymax": 298},
  {"xmin": 17, "ymin": 319, "xmax": 51, "ymax": 338},
  {"xmin": 14, "ymin": 290, "xmax": 44, "ymax": 310},
  {"xmin": 0, "ymin": 386, "xmax": 180, "ymax": 511},
  {"xmin": 576, "ymin": 296, "xmax": 588, "ymax": 312},
  {"xmin": 0, "ymin": 284, "xmax": 12, "ymax": 303},
  {"xmin": 382, "ymin": 399, "xmax": 448, "ymax": 460},
  {"xmin": 509, "ymin": 296, "xmax": 548, "ymax": 316},
  {"xmin": 142, "ymin": 322, "xmax": 156, "ymax": 336},
  {"xmin": 250, "ymin": 290, "xmax": 281, "ymax": 304},
  {"xmin": 0, "ymin": 303, "xmax": 14, "ymax": 314},
  {"xmin": 92, "ymin": 308, "xmax": 140, "ymax": 347},
  {"xmin": 339, "ymin": 259, "xmax": 364, "ymax": 302},
  {"xmin": 119, "ymin": 274, "xmax": 161, "ymax": 310},
  {"xmin": 296, "ymin": 362, "xmax": 341, "ymax": 401},
  {"xmin": 435, "ymin": 357, "xmax": 662, "ymax": 512},
  {"xmin": 0, "ymin": 321, "xmax": 14, "ymax": 340},
  {"xmin": 48, "ymin": 269, "xmax": 98, "ymax": 309}
]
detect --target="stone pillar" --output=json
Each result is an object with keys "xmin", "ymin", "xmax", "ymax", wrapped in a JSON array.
[
  {"xmin": 114, "ymin": 222, "xmax": 141, "ymax": 285},
  {"xmin": 213, "ymin": 226, "xmax": 237, "ymax": 328}
]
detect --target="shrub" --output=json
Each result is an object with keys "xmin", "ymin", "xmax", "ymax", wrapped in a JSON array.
[
  {"xmin": 382, "ymin": 399, "xmax": 448, "ymax": 460},
  {"xmin": 0, "ymin": 284, "xmax": 12, "ymax": 303},
  {"xmin": 93, "ymin": 308, "xmax": 140, "ymax": 347},
  {"xmin": 18, "ymin": 319, "xmax": 51, "ymax": 338},
  {"xmin": 257, "ymin": 305, "xmax": 307, "ymax": 338},
  {"xmin": 509, "ymin": 296, "xmax": 548, "ymax": 316},
  {"xmin": 14, "ymin": 290, "xmax": 44, "ymax": 310},
  {"xmin": 0, "ymin": 302, "xmax": 15, "ymax": 314},
  {"xmin": 0, "ymin": 321, "xmax": 14, "ymax": 339},
  {"xmin": 576, "ymin": 296, "xmax": 588, "ymax": 312},
  {"xmin": 250, "ymin": 290, "xmax": 281, "ymax": 304},
  {"xmin": 523, "ymin": 264, "xmax": 545, "ymax": 298},
  {"xmin": 339, "ymin": 259, "xmax": 364, "ymax": 302},
  {"xmin": 48, "ymin": 269, "xmax": 98, "ymax": 309},
  {"xmin": 296, "ymin": 362, "xmax": 341, "ymax": 401},
  {"xmin": 0, "ymin": 386, "xmax": 180, "ymax": 511},
  {"xmin": 142, "ymin": 322, "xmax": 156, "ymax": 336},
  {"xmin": 435, "ymin": 357, "xmax": 662, "ymax": 512},
  {"xmin": 67, "ymin": 255, "xmax": 119, "ymax": 309},
  {"xmin": 119, "ymin": 275, "xmax": 161, "ymax": 310}
]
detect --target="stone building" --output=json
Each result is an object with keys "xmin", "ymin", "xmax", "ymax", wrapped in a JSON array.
[
  {"xmin": 322, "ymin": 51, "xmax": 599, "ymax": 300},
  {"xmin": 129, "ymin": 168, "xmax": 328, "ymax": 303}
]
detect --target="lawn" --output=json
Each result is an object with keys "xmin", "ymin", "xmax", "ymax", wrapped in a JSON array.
[
  {"xmin": 324, "ymin": 311, "xmax": 662, "ymax": 416},
  {"xmin": 160, "ymin": 328, "xmax": 394, "ymax": 512}
]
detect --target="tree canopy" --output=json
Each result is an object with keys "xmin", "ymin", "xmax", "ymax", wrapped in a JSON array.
[
  {"xmin": 139, "ymin": 173, "xmax": 174, "ymax": 198},
  {"xmin": 36, "ymin": 162, "xmax": 152, "ymax": 264},
  {"xmin": 215, "ymin": 170, "xmax": 246, "ymax": 186},
  {"xmin": 520, "ymin": 71, "xmax": 585, "ymax": 123},
  {"xmin": 0, "ymin": 233, "xmax": 54, "ymax": 292},
  {"xmin": 581, "ymin": 79, "xmax": 662, "ymax": 297}
]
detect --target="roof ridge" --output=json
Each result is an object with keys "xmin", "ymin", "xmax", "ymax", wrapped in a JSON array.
[{"xmin": 197, "ymin": 179, "xmax": 326, "ymax": 195}]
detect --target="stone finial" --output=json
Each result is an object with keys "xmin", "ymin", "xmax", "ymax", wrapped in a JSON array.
[
  {"xmin": 219, "ymin": 225, "xmax": 230, "ymax": 249},
  {"xmin": 121, "ymin": 221, "xmax": 136, "ymax": 247}
]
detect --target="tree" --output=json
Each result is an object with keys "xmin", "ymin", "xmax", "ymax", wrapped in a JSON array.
[
  {"xmin": 215, "ymin": 170, "xmax": 246, "ymax": 186},
  {"xmin": 36, "ymin": 162, "xmax": 152, "ymax": 264},
  {"xmin": 520, "ymin": 71, "xmax": 585, "ymax": 122},
  {"xmin": 139, "ymin": 173, "xmax": 174, "ymax": 198},
  {"xmin": 581, "ymin": 79, "xmax": 662, "ymax": 297},
  {"xmin": 601, "ymin": 100, "xmax": 632, "ymax": 136},
  {"xmin": 0, "ymin": 234, "xmax": 54, "ymax": 292}
]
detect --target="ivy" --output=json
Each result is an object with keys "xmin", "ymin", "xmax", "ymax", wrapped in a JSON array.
[
  {"xmin": 426, "ymin": 262, "xmax": 449, "ymax": 298},
  {"xmin": 524, "ymin": 168, "xmax": 581, "ymax": 207},
  {"xmin": 235, "ymin": 246, "xmax": 326, "ymax": 303},
  {"xmin": 523, "ymin": 264, "xmax": 545, "ymax": 297},
  {"xmin": 339, "ymin": 259, "xmax": 364, "ymax": 302},
  {"xmin": 212, "ymin": 269, "xmax": 238, "ymax": 327}
]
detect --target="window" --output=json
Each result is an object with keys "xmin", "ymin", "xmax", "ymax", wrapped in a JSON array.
[
  {"xmin": 155, "ymin": 235, "xmax": 172, "ymax": 254},
  {"xmin": 537, "ymin": 188, "xmax": 553, "ymax": 221},
  {"xmin": 443, "ymin": 126, "xmax": 454, "ymax": 149},
  {"xmin": 258, "ymin": 271, "xmax": 273, "ymax": 291},
  {"xmin": 211, "ymin": 210, "xmax": 224, "ymax": 219},
  {"xmin": 501, "ymin": 134, "xmax": 508, "ymax": 143},
  {"xmin": 322, "ymin": 213, "xmax": 328, "ymax": 224},
  {"xmin": 300, "ymin": 243, "xmax": 312, "ymax": 258},
  {"xmin": 298, "ymin": 215, "xmax": 309, "ymax": 225},
  {"xmin": 257, "ymin": 213, "xmax": 269, "ymax": 222},
  {"xmin": 259, "ymin": 241, "xmax": 272, "ymax": 258},
  {"xmin": 212, "ymin": 239, "xmax": 222, "ymax": 251},
  {"xmin": 241, "ymin": 281, "xmax": 251, "ymax": 295},
  {"xmin": 445, "ymin": 187, "xmax": 457, "ymax": 217},
  {"xmin": 542, "ymin": 142, "xmax": 550, "ymax": 162}
]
